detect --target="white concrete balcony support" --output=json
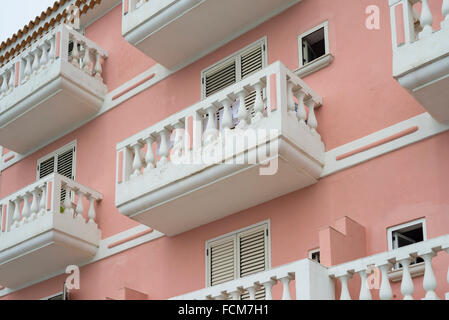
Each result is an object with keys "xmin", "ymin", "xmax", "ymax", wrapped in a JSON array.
[
  {"xmin": 389, "ymin": 0, "xmax": 449, "ymax": 122},
  {"xmin": 0, "ymin": 24, "xmax": 108, "ymax": 154},
  {"xmin": 0, "ymin": 173, "xmax": 102, "ymax": 288},
  {"xmin": 122, "ymin": 0, "xmax": 301, "ymax": 69},
  {"xmin": 115, "ymin": 61, "xmax": 325, "ymax": 236},
  {"xmin": 329, "ymin": 234, "xmax": 449, "ymax": 300},
  {"xmin": 170, "ymin": 259, "xmax": 334, "ymax": 300}
]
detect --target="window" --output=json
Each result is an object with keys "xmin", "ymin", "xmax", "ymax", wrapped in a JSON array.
[
  {"xmin": 201, "ymin": 39, "xmax": 267, "ymax": 127},
  {"xmin": 206, "ymin": 222, "xmax": 270, "ymax": 299},
  {"xmin": 37, "ymin": 142, "xmax": 76, "ymax": 201},
  {"xmin": 387, "ymin": 218, "xmax": 426, "ymax": 269},
  {"xmin": 309, "ymin": 249, "xmax": 320, "ymax": 264},
  {"xmin": 297, "ymin": 21, "xmax": 332, "ymax": 77}
]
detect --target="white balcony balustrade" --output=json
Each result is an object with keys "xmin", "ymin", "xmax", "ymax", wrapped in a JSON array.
[
  {"xmin": 116, "ymin": 61, "xmax": 325, "ymax": 236},
  {"xmin": 172, "ymin": 234, "xmax": 449, "ymax": 301},
  {"xmin": 0, "ymin": 173, "xmax": 102, "ymax": 288},
  {"xmin": 0, "ymin": 24, "xmax": 108, "ymax": 154},
  {"xmin": 389, "ymin": 0, "xmax": 449, "ymax": 122},
  {"xmin": 329, "ymin": 234, "xmax": 449, "ymax": 300},
  {"xmin": 122, "ymin": 0, "xmax": 301, "ymax": 69},
  {"xmin": 170, "ymin": 259, "xmax": 334, "ymax": 300}
]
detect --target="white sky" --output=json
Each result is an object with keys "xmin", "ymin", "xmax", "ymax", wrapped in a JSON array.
[{"xmin": 0, "ymin": 0, "xmax": 57, "ymax": 43}]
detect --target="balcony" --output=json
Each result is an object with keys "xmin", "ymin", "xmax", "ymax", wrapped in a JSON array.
[
  {"xmin": 0, "ymin": 173, "xmax": 102, "ymax": 288},
  {"xmin": 122, "ymin": 0, "xmax": 301, "ymax": 69},
  {"xmin": 170, "ymin": 234, "xmax": 449, "ymax": 300},
  {"xmin": 0, "ymin": 24, "xmax": 108, "ymax": 154},
  {"xmin": 389, "ymin": 0, "xmax": 449, "ymax": 122},
  {"xmin": 116, "ymin": 61, "xmax": 325, "ymax": 236}
]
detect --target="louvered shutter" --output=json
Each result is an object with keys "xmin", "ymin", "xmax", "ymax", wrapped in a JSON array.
[
  {"xmin": 209, "ymin": 237, "xmax": 236, "ymax": 287},
  {"xmin": 204, "ymin": 60, "xmax": 237, "ymax": 98},
  {"xmin": 38, "ymin": 157, "xmax": 55, "ymax": 179},
  {"xmin": 241, "ymin": 44, "xmax": 264, "ymax": 117},
  {"xmin": 238, "ymin": 225, "xmax": 268, "ymax": 300}
]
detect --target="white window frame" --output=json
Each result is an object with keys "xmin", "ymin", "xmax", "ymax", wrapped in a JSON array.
[
  {"xmin": 387, "ymin": 218, "xmax": 427, "ymax": 251},
  {"xmin": 298, "ymin": 21, "xmax": 330, "ymax": 68},
  {"xmin": 36, "ymin": 141, "xmax": 77, "ymax": 181},
  {"xmin": 201, "ymin": 37, "xmax": 268, "ymax": 100},
  {"xmin": 309, "ymin": 248, "xmax": 321, "ymax": 263},
  {"xmin": 205, "ymin": 220, "xmax": 271, "ymax": 288}
]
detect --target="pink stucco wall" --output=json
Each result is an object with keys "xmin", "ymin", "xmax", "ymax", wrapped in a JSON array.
[{"xmin": 1, "ymin": 0, "xmax": 448, "ymax": 299}]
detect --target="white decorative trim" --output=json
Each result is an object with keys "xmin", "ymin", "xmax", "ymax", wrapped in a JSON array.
[
  {"xmin": 321, "ymin": 113, "xmax": 449, "ymax": 177},
  {"xmin": 295, "ymin": 53, "xmax": 333, "ymax": 78}
]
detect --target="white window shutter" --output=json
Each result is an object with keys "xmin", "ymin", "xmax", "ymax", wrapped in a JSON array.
[
  {"xmin": 208, "ymin": 236, "xmax": 237, "ymax": 287},
  {"xmin": 204, "ymin": 60, "xmax": 237, "ymax": 98},
  {"xmin": 57, "ymin": 147, "xmax": 75, "ymax": 179},
  {"xmin": 38, "ymin": 157, "xmax": 55, "ymax": 179}
]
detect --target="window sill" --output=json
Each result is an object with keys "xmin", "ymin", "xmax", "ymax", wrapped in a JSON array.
[
  {"xmin": 294, "ymin": 53, "xmax": 334, "ymax": 78},
  {"xmin": 387, "ymin": 262, "xmax": 425, "ymax": 282}
]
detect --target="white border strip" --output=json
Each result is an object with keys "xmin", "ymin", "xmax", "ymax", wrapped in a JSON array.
[{"xmin": 321, "ymin": 112, "xmax": 449, "ymax": 177}]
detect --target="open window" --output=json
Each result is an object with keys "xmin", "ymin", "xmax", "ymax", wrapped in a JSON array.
[
  {"xmin": 387, "ymin": 218, "xmax": 426, "ymax": 271},
  {"xmin": 297, "ymin": 21, "xmax": 333, "ymax": 77},
  {"xmin": 309, "ymin": 248, "xmax": 321, "ymax": 264}
]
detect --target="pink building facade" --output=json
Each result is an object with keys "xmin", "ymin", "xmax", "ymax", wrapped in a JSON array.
[{"xmin": 0, "ymin": 0, "xmax": 448, "ymax": 300}]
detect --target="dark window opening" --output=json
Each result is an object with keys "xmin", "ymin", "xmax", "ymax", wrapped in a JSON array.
[
  {"xmin": 311, "ymin": 250, "xmax": 321, "ymax": 264},
  {"xmin": 302, "ymin": 28, "xmax": 326, "ymax": 65},
  {"xmin": 392, "ymin": 222, "xmax": 425, "ymax": 268}
]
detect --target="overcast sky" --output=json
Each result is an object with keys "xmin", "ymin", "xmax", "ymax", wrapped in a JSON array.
[{"xmin": 0, "ymin": 0, "xmax": 57, "ymax": 43}]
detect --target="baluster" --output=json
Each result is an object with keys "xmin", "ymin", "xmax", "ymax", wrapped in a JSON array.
[
  {"xmin": 378, "ymin": 263, "xmax": 393, "ymax": 300},
  {"xmin": 419, "ymin": 0, "xmax": 434, "ymax": 39},
  {"xmin": 63, "ymin": 185, "xmax": 73, "ymax": 215},
  {"xmin": 49, "ymin": 36, "xmax": 56, "ymax": 62},
  {"xmin": 32, "ymin": 49, "xmax": 40, "ymax": 74},
  {"xmin": 130, "ymin": 142, "xmax": 144, "ymax": 178},
  {"xmin": 71, "ymin": 37, "xmax": 80, "ymax": 68},
  {"xmin": 21, "ymin": 193, "xmax": 31, "ymax": 223},
  {"xmin": 358, "ymin": 270, "xmax": 372, "ymax": 300},
  {"xmin": 338, "ymin": 274, "xmax": 352, "ymax": 300},
  {"xmin": 305, "ymin": 99, "xmax": 318, "ymax": 132},
  {"xmin": 262, "ymin": 279, "xmax": 276, "ymax": 300},
  {"xmin": 295, "ymin": 91, "xmax": 307, "ymax": 125},
  {"xmin": 83, "ymin": 45, "xmax": 92, "ymax": 74},
  {"xmin": 442, "ymin": 0, "xmax": 449, "ymax": 29},
  {"xmin": 8, "ymin": 66, "xmax": 14, "ymax": 92},
  {"xmin": 23, "ymin": 54, "xmax": 32, "ymax": 82},
  {"xmin": 253, "ymin": 82, "xmax": 265, "ymax": 121},
  {"xmin": 171, "ymin": 122, "xmax": 185, "ymax": 162},
  {"xmin": 399, "ymin": 257, "xmax": 414, "ymax": 300},
  {"xmin": 30, "ymin": 188, "xmax": 39, "ymax": 220},
  {"xmin": 12, "ymin": 198, "xmax": 21, "ymax": 228},
  {"xmin": 39, "ymin": 185, "xmax": 46, "ymax": 216},
  {"xmin": 39, "ymin": 43, "xmax": 48, "ymax": 69},
  {"xmin": 203, "ymin": 106, "xmax": 218, "ymax": 145},
  {"xmin": 158, "ymin": 129, "xmax": 169, "ymax": 167},
  {"xmin": 421, "ymin": 252, "xmax": 439, "ymax": 300},
  {"xmin": 220, "ymin": 98, "xmax": 233, "ymax": 130},
  {"xmin": 287, "ymin": 81, "xmax": 296, "ymax": 117},
  {"xmin": 246, "ymin": 285, "xmax": 257, "ymax": 300},
  {"xmin": 236, "ymin": 90, "xmax": 249, "ymax": 129},
  {"xmin": 229, "ymin": 289, "xmax": 242, "ymax": 300},
  {"xmin": 144, "ymin": 136, "xmax": 156, "ymax": 172},
  {"xmin": 75, "ymin": 190, "xmax": 84, "ymax": 220},
  {"xmin": 94, "ymin": 51, "xmax": 103, "ymax": 80},
  {"xmin": 280, "ymin": 275, "xmax": 292, "ymax": 300},
  {"xmin": 0, "ymin": 72, "xmax": 8, "ymax": 95},
  {"xmin": 87, "ymin": 196, "xmax": 96, "ymax": 223}
]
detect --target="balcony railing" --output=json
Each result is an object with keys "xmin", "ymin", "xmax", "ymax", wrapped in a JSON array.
[
  {"xmin": 171, "ymin": 234, "xmax": 449, "ymax": 300},
  {"xmin": 0, "ymin": 173, "xmax": 102, "ymax": 288},
  {"xmin": 170, "ymin": 259, "xmax": 334, "ymax": 300},
  {"xmin": 389, "ymin": 0, "xmax": 449, "ymax": 122},
  {"xmin": 122, "ymin": 0, "xmax": 302, "ymax": 69},
  {"xmin": 0, "ymin": 24, "xmax": 108, "ymax": 153},
  {"xmin": 115, "ymin": 61, "xmax": 325, "ymax": 236},
  {"xmin": 329, "ymin": 234, "xmax": 449, "ymax": 300}
]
